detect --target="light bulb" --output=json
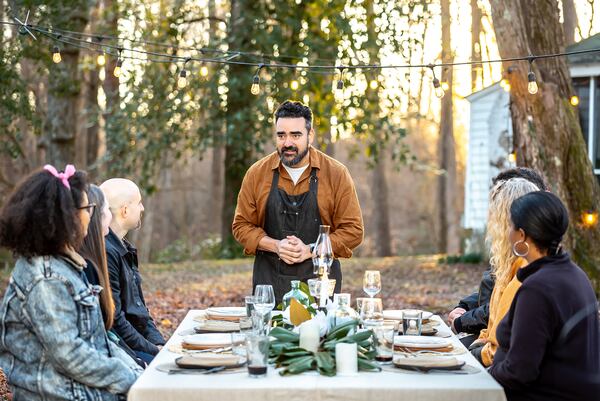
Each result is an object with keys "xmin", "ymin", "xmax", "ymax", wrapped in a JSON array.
[
  {"xmin": 570, "ymin": 95, "xmax": 579, "ymax": 106},
  {"xmin": 433, "ymin": 78, "xmax": 444, "ymax": 98},
  {"xmin": 200, "ymin": 65, "xmax": 209, "ymax": 77},
  {"xmin": 583, "ymin": 211, "xmax": 598, "ymax": 227},
  {"xmin": 503, "ymin": 82, "xmax": 511, "ymax": 92},
  {"xmin": 508, "ymin": 152, "xmax": 516, "ymax": 163},
  {"xmin": 441, "ymin": 81, "xmax": 450, "ymax": 91},
  {"xmin": 290, "ymin": 80, "xmax": 299, "ymax": 90},
  {"xmin": 97, "ymin": 54, "xmax": 106, "ymax": 66},
  {"xmin": 52, "ymin": 46, "xmax": 61, "ymax": 64},
  {"xmin": 113, "ymin": 59, "xmax": 123, "ymax": 78},
  {"xmin": 527, "ymin": 71, "xmax": 538, "ymax": 94},
  {"xmin": 369, "ymin": 80, "xmax": 378, "ymax": 89},
  {"xmin": 251, "ymin": 75, "xmax": 260, "ymax": 95},
  {"xmin": 178, "ymin": 70, "xmax": 187, "ymax": 89}
]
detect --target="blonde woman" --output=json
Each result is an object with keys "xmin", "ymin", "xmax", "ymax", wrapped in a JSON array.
[{"xmin": 469, "ymin": 177, "xmax": 540, "ymax": 366}]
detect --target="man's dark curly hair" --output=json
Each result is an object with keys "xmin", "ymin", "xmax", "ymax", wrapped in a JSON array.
[
  {"xmin": 0, "ymin": 167, "xmax": 89, "ymax": 258},
  {"xmin": 274, "ymin": 100, "xmax": 313, "ymax": 133},
  {"xmin": 492, "ymin": 167, "xmax": 548, "ymax": 191}
]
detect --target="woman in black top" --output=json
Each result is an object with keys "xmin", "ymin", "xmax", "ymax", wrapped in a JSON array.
[
  {"xmin": 489, "ymin": 191, "xmax": 600, "ymax": 401},
  {"xmin": 79, "ymin": 185, "xmax": 145, "ymax": 368}
]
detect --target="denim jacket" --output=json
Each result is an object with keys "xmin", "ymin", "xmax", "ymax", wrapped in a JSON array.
[{"xmin": 0, "ymin": 253, "xmax": 143, "ymax": 401}]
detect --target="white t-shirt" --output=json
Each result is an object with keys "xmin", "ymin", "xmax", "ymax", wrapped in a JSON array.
[{"xmin": 283, "ymin": 164, "xmax": 309, "ymax": 185}]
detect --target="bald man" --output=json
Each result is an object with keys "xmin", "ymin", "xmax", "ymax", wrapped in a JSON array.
[{"xmin": 100, "ymin": 178, "xmax": 165, "ymax": 363}]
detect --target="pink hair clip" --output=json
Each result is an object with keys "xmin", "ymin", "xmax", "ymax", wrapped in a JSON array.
[{"xmin": 43, "ymin": 164, "xmax": 76, "ymax": 189}]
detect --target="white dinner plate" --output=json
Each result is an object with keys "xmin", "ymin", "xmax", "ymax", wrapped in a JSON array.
[
  {"xmin": 383, "ymin": 309, "xmax": 434, "ymax": 321},
  {"xmin": 183, "ymin": 333, "xmax": 232, "ymax": 347},
  {"xmin": 394, "ymin": 335, "xmax": 451, "ymax": 349},
  {"xmin": 206, "ymin": 307, "xmax": 247, "ymax": 316}
]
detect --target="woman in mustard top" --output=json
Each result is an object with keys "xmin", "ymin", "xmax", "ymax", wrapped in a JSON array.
[{"xmin": 469, "ymin": 177, "xmax": 539, "ymax": 366}]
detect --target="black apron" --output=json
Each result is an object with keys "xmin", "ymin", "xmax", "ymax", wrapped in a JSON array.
[{"xmin": 252, "ymin": 167, "xmax": 342, "ymax": 304}]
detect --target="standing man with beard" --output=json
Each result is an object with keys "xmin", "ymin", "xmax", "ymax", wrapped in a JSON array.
[
  {"xmin": 233, "ymin": 100, "xmax": 364, "ymax": 302},
  {"xmin": 100, "ymin": 178, "xmax": 165, "ymax": 364}
]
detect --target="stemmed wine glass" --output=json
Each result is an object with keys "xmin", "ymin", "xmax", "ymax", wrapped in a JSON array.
[
  {"xmin": 254, "ymin": 285, "xmax": 275, "ymax": 334},
  {"xmin": 363, "ymin": 270, "xmax": 381, "ymax": 298}
]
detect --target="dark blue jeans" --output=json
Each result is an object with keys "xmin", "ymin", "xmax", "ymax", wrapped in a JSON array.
[{"xmin": 135, "ymin": 350, "xmax": 154, "ymax": 365}]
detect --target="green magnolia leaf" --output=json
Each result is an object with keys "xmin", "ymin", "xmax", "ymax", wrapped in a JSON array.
[
  {"xmin": 358, "ymin": 358, "xmax": 382, "ymax": 372},
  {"xmin": 325, "ymin": 320, "xmax": 358, "ymax": 340},
  {"xmin": 269, "ymin": 327, "xmax": 300, "ymax": 343},
  {"xmin": 298, "ymin": 281, "xmax": 315, "ymax": 304}
]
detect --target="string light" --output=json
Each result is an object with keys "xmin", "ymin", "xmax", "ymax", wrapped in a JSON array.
[
  {"xmin": 336, "ymin": 67, "xmax": 345, "ymax": 92},
  {"xmin": 113, "ymin": 49, "xmax": 123, "ymax": 78},
  {"xmin": 428, "ymin": 64, "xmax": 444, "ymax": 99},
  {"xmin": 200, "ymin": 65, "xmax": 209, "ymax": 77},
  {"xmin": 52, "ymin": 45, "xmax": 61, "ymax": 63},
  {"xmin": 527, "ymin": 57, "xmax": 538, "ymax": 95},
  {"xmin": 251, "ymin": 64, "xmax": 263, "ymax": 95},
  {"xmin": 500, "ymin": 78, "xmax": 511, "ymax": 92},
  {"xmin": 582, "ymin": 210, "xmax": 598, "ymax": 228},
  {"xmin": 570, "ymin": 95, "xmax": 580, "ymax": 106},
  {"xmin": 5, "ymin": 19, "xmax": 600, "ymax": 102},
  {"xmin": 508, "ymin": 152, "xmax": 517, "ymax": 163},
  {"xmin": 441, "ymin": 81, "xmax": 450, "ymax": 91},
  {"xmin": 97, "ymin": 53, "xmax": 106, "ymax": 66},
  {"xmin": 178, "ymin": 58, "xmax": 190, "ymax": 89},
  {"xmin": 290, "ymin": 79, "xmax": 299, "ymax": 90},
  {"xmin": 369, "ymin": 79, "xmax": 378, "ymax": 89}
]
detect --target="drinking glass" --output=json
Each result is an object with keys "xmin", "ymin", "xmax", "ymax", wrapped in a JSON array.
[
  {"xmin": 363, "ymin": 270, "xmax": 381, "ymax": 298},
  {"xmin": 359, "ymin": 298, "xmax": 383, "ymax": 329},
  {"xmin": 373, "ymin": 325, "xmax": 395, "ymax": 363},
  {"xmin": 307, "ymin": 278, "xmax": 320, "ymax": 304},
  {"xmin": 239, "ymin": 317, "xmax": 253, "ymax": 334},
  {"xmin": 402, "ymin": 310, "xmax": 423, "ymax": 336},
  {"xmin": 244, "ymin": 295, "xmax": 256, "ymax": 317},
  {"xmin": 314, "ymin": 225, "xmax": 333, "ymax": 276},
  {"xmin": 356, "ymin": 297, "xmax": 369, "ymax": 312},
  {"xmin": 254, "ymin": 285, "xmax": 275, "ymax": 334},
  {"xmin": 246, "ymin": 334, "xmax": 269, "ymax": 378}
]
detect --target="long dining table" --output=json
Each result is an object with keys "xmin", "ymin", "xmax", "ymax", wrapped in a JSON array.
[{"xmin": 128, "ymin": 309, "xmax": 507, "ymax": 401}]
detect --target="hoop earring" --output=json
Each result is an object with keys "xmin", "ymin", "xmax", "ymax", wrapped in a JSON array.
[{"xmin": 512, "ymin": 240, "xmax": 530, "ymax": 258}]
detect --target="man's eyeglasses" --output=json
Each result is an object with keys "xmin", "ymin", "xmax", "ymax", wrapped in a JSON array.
[{"xmin": 78, "ymin": 203, "xmax": 97, "ymax": 215}]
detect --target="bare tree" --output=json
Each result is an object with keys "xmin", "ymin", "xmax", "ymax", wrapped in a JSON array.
[
  {"xmin": 438, "ymin": 0, "xmax": 459, "ymax": 254},
  {"xmin": 471, "ymin": 0, "xmax": 482, "ymax": 91}
]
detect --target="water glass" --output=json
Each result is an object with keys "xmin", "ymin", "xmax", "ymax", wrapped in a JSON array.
[
  {"xmin": 244, "ymin": 295, "xmax": 256, "ymax": 317},
  {"xmin": 246, "ymin": 334, "xmax": 269, "ymax": 378},
  {"xmin": 373, "ymin": 325, "xmax": 395, "ymax": 363},
  {"xmin": 363, "ymin": 270, "xmax": 381, "ymax": 298},
  {"xmin": 360, "ymin": 298, "xmax": 383, "ymax": 328},
  {"xmin": 254, "ymin": 285, "xmax": 275, "ymax": 316},
  {"xmin": 250, "ymin": 310, "xmax": 270, "ymax": 335},
  {"xmin": 402, "ymin": 310, "xmax": 422, "ymax": 336},
  {"xmin": 231, "ymin": 332, "xmax": 246, "ymax": 357},
  {"xmin": 356, "ymin": 297, "xmax": 369, "ymax": 312}
]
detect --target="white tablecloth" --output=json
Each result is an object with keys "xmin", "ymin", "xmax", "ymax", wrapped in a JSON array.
[{"xmin": 128, "ymin": 310, "xmax": 506, "ymax": 401}]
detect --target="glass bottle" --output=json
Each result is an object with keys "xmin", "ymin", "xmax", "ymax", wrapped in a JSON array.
[
  {"xmin": 332, "ymin": 293, "xmax": 359, "ymax": 328},
  {"xmin": 314, "ymin": 225, "xmax": 333, "ymax": 277},
  {"xmin": 282, "ymin": 280, "xmax": 310, "ymax": 309}
]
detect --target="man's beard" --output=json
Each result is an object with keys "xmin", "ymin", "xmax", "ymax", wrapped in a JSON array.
[
  {"xmin": 134, "ymin": 212, "xmax": 143, "ymax": 230},
  {"xmin": 279, "ymin": 142, "xmax": 309, "ymax": 167}
]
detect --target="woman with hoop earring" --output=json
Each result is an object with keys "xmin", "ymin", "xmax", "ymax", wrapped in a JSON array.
[{"xmin": 490, "ymin": 191, "xmax": 599, "ymax": 401}]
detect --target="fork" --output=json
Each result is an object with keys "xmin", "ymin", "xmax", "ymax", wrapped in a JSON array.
[{"xmin": 183, "ymin": 346, "xmax": 232, "ymax": 354}]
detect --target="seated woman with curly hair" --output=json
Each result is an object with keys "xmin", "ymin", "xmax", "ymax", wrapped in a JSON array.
[{"xmin": 0, "ymin": 165, "xmax": 142, "ymax": 401}]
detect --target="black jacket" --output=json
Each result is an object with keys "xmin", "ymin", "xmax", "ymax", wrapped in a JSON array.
[
  {"xmin": 453, "ymin": 267, "xmax": 494, "ymax": 334},
  {"xmin": 83, "ymin": 259, "xmax": 146, "ymax": 368},
  {"xmin": 489, "ymin": 252, "xmax": 600, "ymax": 401},
  {"xmin": 105, "ymin": 229, "xmax": 165, "ymax": 356}
]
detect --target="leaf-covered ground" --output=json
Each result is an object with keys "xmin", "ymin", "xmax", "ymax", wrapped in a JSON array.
[{"xmin": 0, "ymin": 255, "xmax": 485, "ymax": 398}]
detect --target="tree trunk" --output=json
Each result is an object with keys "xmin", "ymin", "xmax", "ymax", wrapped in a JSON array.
[
  {"xmin": 221, "ymin": 0, "xmax": 255, "ymax": 255},
  {"xmin": 84, "ymin": 4, "xmax": 101, "ymax": 176},
  {"xmin": 471, "ymin": 0, "xmax": 482, "ymax": 91},
  {"xmin": 365, "ymin": 0, "xmax": 392, "ymax": 256},
  {"xmin": 208, "ymin": 0, "xmax": 224, "ymax": 234},
  {"xmin": 562, "ymin": 0, "xmax": 578, "ymax": 46},
  {"xmin": 101, "ymin": 0, "xmax": 120, "ymax": 137},
  {"xmin": 438, "ymin": 0, "xmax": 459, "ymax": 254},
  {"xmin": 46, "ymin": 48, "xmax": 84, "ymax": 166},
  {"xmin": 489, "ymin": 0, "xmax": 600, "ymax": 293}
]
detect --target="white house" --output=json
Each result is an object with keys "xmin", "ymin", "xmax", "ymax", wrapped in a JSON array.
[{"xmin": 463, "ymin": 33, "xmax": 600, "ymax": 239}]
